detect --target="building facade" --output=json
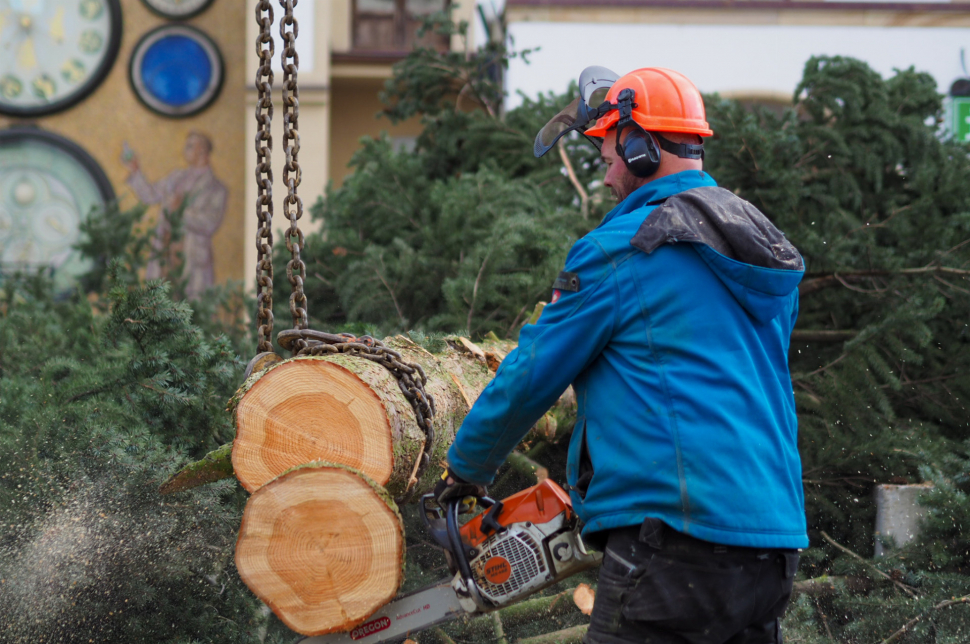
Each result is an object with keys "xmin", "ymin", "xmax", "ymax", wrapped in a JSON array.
[
  {"xmin": 0, "ymin": 0, "xmax": 474, "ymax": 297},
  {"xmin": 0, "ymin": 0, "xmax": 246, "ymax": 293}
]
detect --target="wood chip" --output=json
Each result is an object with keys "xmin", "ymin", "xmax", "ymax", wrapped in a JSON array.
[
  {"xmin": 457, "ymin": 337, "xmax": 486, "ymax": 360},
  {"xmin": 450, "ymin": 374, "xmax": 473, "ymax": 410},
  {"xmin": 573, "ymin": 583, "xmax": 595, "ymax": 615},
  {"xmin": 484, "ymin": 350, "xmax": 504, "ymax": 372}
]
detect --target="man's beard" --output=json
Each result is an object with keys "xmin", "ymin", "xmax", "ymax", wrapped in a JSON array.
[{"xmin": 610, "ymin": 173, "xmax": 642, "ymax": 202}]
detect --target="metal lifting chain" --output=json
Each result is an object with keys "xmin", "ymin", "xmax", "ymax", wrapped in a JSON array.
[
  {"xmin": 254, "ymin": 0, "xmax": 275, "ymax": 354},
  {"xmin": 256, "ymin": 3, "xmax": 434, "ymax": 494},
  {"xmin": 279, "ymin": 0, "xmax": 308, "ymax": 333}
]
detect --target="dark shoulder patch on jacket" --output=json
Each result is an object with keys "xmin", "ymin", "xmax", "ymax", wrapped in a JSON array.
[
  {"xmin": 553, "ymin": 271, "xmax": 581, "ymax": 292},
  {"xmin": 629, "ymin": 186, "xmax": 804, "ymax": 271}
]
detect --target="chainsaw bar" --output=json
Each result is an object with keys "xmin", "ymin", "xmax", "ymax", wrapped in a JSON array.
[{"xmin": 297, "ymin": 581, "xmax": 465, "ymax": 644}]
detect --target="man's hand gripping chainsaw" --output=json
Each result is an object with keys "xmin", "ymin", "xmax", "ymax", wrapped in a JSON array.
[{"xmin": 299, "ymin": 479, "xmax": 602, "ymax": 644}]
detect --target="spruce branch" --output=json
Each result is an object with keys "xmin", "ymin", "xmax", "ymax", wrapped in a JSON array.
[
  {"xmin": 558, "ymin": 143, "xmax": 589, "ymax": 219},
  {"xmin": 791, "ymin": 330, "xmax": 857, "ymax": 342},
  {"xmin": 933, "ymin": 274, "xmax": 970, "ymax": 295},
  {"xmin": 801, "ymin": 266, "xmax": 970, "ymax": 296},
  {"xmin": 467, "ymin": 253, "xmax": 491, "ymax": 335},
  {"xmin": 374, "ymin": 255, "xmax": 407, "ymax": 328},
  {"xmin": 507, "ymin": 302, "xmax": 531, "ymax": 337},
  {"xmin": 66, "ymin": 382, "xmax": 117, "ymax": 403},
  {"xmin": 433, "ymin": 628, "xmax": 458, "ymax": 644},
  {"xmin": 819, "ymin": 531, "xmax": 918, "ymax": 597},
  {"xmin": 845, "ymin": 205, "xmax": 912, "ymax": 236},
  {"xmin": 516, "ymin": 624, "xmax": 588, "ymax": 644},
  {"xmin": 492, "ymin": 611, "xmax": 509, "ymax": 644},
  {"xmin": 803, "ymin": 352, "xmax": 848, "ymax": 378},
  {"xmin": 878, "ymin": 597, "xmax": 970, "ymax": 644}
]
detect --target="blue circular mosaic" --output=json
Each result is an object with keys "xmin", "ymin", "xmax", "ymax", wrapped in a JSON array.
[
  {"xmin": 130, "ymin": 25, "xmax": 223, "ymax": 117},
  {"xmin": 141, "ymin": 35, "xmax": 212, "ymax": 106}
]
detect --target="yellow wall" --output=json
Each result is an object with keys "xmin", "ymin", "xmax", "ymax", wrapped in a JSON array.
[
  {"xmin": 328, "ymin": 76, "xmax": 425, "ymax": 188},
  {"xmin": 0, "ymin": 0, "xmax": 247, "ymax": 287}
]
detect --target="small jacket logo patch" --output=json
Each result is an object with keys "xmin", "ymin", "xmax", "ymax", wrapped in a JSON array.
[{"xmin": 552, "ymin": 271, "xmax": 580, "ymax": 293}]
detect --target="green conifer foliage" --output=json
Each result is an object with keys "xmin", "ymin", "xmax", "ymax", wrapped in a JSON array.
[{"xmin": 0, "ymin": 267, "xmax": 274, "ymax": 643}]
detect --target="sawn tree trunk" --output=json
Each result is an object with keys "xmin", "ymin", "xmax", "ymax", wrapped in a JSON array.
[{"xmin": 230, "ymin": 336, "xmax": 494, "ymax": 498}]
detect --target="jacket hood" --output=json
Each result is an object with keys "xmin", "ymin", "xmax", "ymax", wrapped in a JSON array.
[{"xmin": 631, "ymin": 185, "xmax": 804, "ymax": 323}]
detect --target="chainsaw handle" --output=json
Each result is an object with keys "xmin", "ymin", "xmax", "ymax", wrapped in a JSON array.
[
  {"xmin": 446, "ymin": 497, "xmax": 493, "ymax": 612},
  {"xmin": 419, "ymin": 493, "xmax": 502, "ymax": 551},
  {"xmin": 446, "ymin": 499, "xmax": 474, "ymax": 580}
]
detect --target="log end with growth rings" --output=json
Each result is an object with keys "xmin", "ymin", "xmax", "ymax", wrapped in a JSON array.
[
  {"xmin": 235, "ymin": 462, "xmax": 405, "ymax": 636},
  {"xmin": 232, "ymin": 358, "xmax": 395, "ymax": 492}
]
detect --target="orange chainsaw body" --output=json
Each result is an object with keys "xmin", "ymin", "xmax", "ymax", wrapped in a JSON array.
[{"xmin": 459, "ymin": 479, "xmax": 575, "ymax": 548}]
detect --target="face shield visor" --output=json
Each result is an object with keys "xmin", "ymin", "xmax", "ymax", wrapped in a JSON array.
[{"xmin": 533, "ymin": 66, "xmax": 620, "ymax": 158}]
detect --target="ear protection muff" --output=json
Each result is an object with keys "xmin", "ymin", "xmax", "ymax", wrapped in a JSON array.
[
  {"xmin": 615, "ymin": 89, "xmax": 661, "ymax": 178},
  {"xmin": 614, "ymin": 88, "xmax": 706, "ymax": 179}
]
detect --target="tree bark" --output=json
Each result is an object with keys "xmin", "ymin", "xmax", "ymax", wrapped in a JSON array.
[
  {"xmin": 230, "ymin": 336, "xmax": 494, "ymax": 497},
  {"xmin": 160, "ymin": 335, "xmax": 576, "ymax": 497},
  {"xmin": 235, "ymin": 462, "xmax": 404, "ymax": 636},
  {"xmin": 495, "ymin": 587, "xmax": 581, "ymax": 626},
  {"xmin": 159, "ymin": 443, "xmax": 233, "ymax": 494}
]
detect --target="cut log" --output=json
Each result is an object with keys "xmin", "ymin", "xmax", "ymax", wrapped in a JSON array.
[
  {"xmin": 159, "ymin": 443, "xmax": 234, "ymax": 494},
  {"xmin": 790, "ymin": 575, "xmax": 874, "ymax": 598},
  {"xmin": 572, "ymin": 584, "xmax": 595, "ymax": 615},
  {"xmin": 231, "ymin": 336, "xmax": 494, "ymax": 497},
  {"xmin": 235, "ymin": 462, "xmax": 404, "ymax": 636},
  {"xmin": 493, "ymin": 587, "xmax": 580, "ymax": 627},
  {"xmin": 506, "ymin": 451, "xmax": 549, "ymax": 484},
  {"xmin": 517, "ymin": 624, "xmax": 588, "ymax": 644}
]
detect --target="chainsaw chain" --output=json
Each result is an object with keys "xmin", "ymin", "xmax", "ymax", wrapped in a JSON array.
[{"xmin": 278, "ymin": 329, "xmax": 436, "ymax": 498}]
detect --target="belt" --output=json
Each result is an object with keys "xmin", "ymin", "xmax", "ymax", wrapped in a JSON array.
[{"xmin": 607, "ymin": 518, "xmax": 798, "ymax": 558}]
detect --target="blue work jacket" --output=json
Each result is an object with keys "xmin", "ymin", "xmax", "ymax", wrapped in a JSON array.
[{"xmin": 447, "ymin": 170, "xmax": 808, "ymax": 549}]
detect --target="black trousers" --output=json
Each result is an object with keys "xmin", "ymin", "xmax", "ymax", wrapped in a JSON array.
[{"xmin": 584, "ymin": 519, "xmax": 800, "ymax": 644}]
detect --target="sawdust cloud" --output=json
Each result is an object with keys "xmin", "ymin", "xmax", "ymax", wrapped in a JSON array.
[{"xmin": 0, "ymin": 479, "xmax": 230, "ymax": 643}]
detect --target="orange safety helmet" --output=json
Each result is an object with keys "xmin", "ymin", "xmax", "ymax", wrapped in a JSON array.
[{"xmin": 584, "ymin": 67, "xmax": 713, "ymax": 138}]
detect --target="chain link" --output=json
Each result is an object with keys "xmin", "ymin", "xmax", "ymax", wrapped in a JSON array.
[
  {"xmin": 254, "ymin": 0, "xmax": 275, "ymax": 354},
  {"xmin": 279, "ymin": 0, "xmax": 307, "ymax": 334},
  {"xmin": 278, "ymin": 329, "xmax": 436, "ymax": 497}
]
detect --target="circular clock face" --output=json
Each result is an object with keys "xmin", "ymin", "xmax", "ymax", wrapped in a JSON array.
[
  {"xmin": 140, "ymin": 0, "xmax": 213, "ymax": 20},
  {"xmin": 0, "ymin": 127, "xmax": 114, "ymax": 289},
  {"xmin": 129, "ymin": 24, "xmax": 223, "ymax": 117},
  {"xmin": 0, "ymin": 0, "xmax": 123, "ymax": 116}
]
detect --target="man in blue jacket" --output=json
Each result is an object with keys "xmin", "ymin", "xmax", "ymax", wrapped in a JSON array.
[{"xmin": 436, "ymin": 67, "xmax": 807, "ymax": 644}]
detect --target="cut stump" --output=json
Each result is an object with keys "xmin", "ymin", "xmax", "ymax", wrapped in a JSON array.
[{"xmin": 235, "ymin": 463, "xmax": 405, "ymax": 636}]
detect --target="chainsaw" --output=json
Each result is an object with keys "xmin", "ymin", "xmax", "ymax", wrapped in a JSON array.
[{"xmin": 298, "ymin": 479, "xmax": 602, "ymax": 644}]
